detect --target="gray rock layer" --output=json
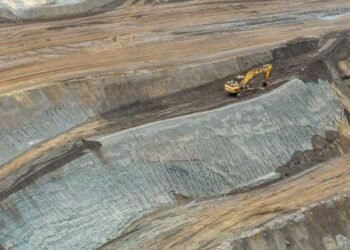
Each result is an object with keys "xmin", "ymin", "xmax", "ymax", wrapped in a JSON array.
[
  {"xmin": 0, "ymin": 79, "xmax": 344, "ymax": 250},
  {"xmin": 0, "ymin": 39, "xmax": 316, "ymax": 166}
]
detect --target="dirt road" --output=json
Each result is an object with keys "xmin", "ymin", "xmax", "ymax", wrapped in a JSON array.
[{"xmin": 0, "ymin": 36, "xmax": 316, "ymax": 200}]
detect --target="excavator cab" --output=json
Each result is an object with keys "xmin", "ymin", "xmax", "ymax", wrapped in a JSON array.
[
  {"xmin": 224, "ymin": 75, "xmax": 246, "ymax": 92},
  {"xmin": 225, "ymin": 80, "xmax": 241, "ymax": 94}
]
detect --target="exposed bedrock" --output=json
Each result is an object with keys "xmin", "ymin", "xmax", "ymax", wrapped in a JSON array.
[
  {"xmin": 0, "ymin": 79, "xmax": 344, "ymax": 250},
  {"xmin": 0, "ymin": 37, "xmax": 320, "ymax": 166}
]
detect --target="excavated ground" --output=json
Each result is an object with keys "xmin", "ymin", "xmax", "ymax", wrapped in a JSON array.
[
  {"xmin": 101, "ymin": 154, "xmax": 350, "ymax": 250},
  {"xmin": 1, "ymin": 32, "xmax": 350, "ymax": 250},
  {"xmin": 1, "ymin": 1, "xmax": 350, "ymax": 250},
  {"xmin": 99, "ymin": 33, "xmax": 350, "ymax": 250},
  {"xmin": 0, "ymin": 34, "xmax": 341, "ymax": 203}
]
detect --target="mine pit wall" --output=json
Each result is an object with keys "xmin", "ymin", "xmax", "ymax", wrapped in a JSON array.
[
  {"xmin": 0, "ymin": 38, "xmax": 318, "ymax": 166},
  {"xmin": 0, "ymin": 5, "xmax": 12, "ymax": 20},
  {"xmin": 0, "ymin": 0, "xmax": 126, "ymax": 20},
  {"xmin": 0, "ymin": 79, "xmax": 344, "ymax": 250},
  {"xmin": 221, "ymin": 194, "xmax": 350, "ymax": 250}
]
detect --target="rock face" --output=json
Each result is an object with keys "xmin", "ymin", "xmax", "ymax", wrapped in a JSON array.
[
  {"xmin": 0, "ymin": 79, "xmax": 344, "ymax": 250},
  {"xmin": 0, "ymin": 38, "xmax": 319, "ymax": 167},
  {"xmin": 219, "ymin": 195, "xmax": 350, "ymax": 250}
]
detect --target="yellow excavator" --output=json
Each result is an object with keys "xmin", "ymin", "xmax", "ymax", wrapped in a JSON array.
[{"xmin": 224, "ymin": 64, "xmax": 273, "ymax": 97}]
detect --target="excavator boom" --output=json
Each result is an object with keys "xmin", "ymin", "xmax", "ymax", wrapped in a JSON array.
[
  {"xmin": 240, "ymin": 64, "xmax": 272, "ymax": 85},
  {"xmin": 224, "ymin": 64, "xmax": 273, "ymax": 96}
]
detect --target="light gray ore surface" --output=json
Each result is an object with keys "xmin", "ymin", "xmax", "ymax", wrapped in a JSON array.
[
  {"xmin": 0, "ymin": 87, "xmax": 96, "ymax": 166},
  {"xmin": 0, "ymin": 79, "xmax": 344, "ymax": 250}
]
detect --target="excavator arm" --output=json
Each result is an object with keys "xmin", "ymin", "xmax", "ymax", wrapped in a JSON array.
[
  {"xmin": 240, "ymin": 64, "xmax": 273, "ymax": 86},
  {"xmin": 224, "ymin": 64, "xmax": 273, "ymax": 96}
]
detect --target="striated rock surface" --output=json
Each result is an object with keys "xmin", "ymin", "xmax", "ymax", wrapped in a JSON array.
[
  {"xmin": 0, "ymin": 79, "xmax": 344, "ymax": 250},
  {"xmin": 100, "ymin": 155, "xmax": 350, "ymax": 250},
  {"xmin": 0, "ymin": 37, "xmax": 317, "ymax": 167}
]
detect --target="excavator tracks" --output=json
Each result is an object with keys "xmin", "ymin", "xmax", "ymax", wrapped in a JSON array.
[{"xmin": 237, "ymin": 88, "xmax": 257, "ymax": 98}]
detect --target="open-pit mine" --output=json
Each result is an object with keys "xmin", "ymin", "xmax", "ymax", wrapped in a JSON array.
[{"xmin": 1, "ymin": 1, "xmax": 350, "ymax": 250}]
